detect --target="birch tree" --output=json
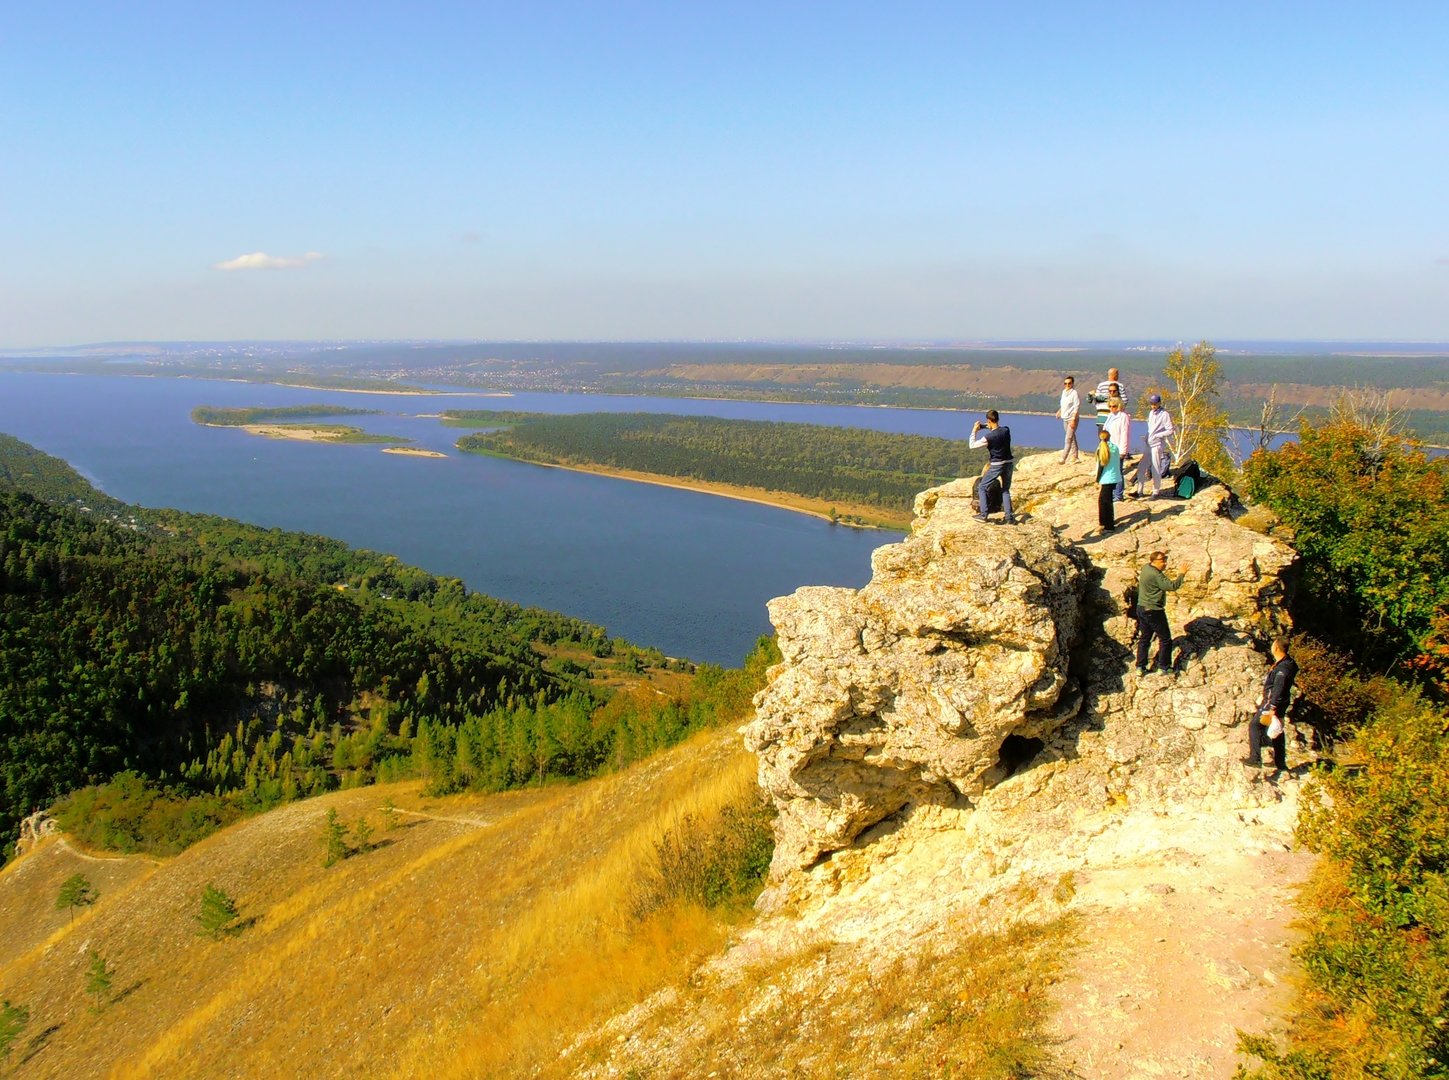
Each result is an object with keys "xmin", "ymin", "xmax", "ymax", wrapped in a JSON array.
[{"xmin": 1163, "ymin": 340, "xmax": 1232, "ymax": 478}]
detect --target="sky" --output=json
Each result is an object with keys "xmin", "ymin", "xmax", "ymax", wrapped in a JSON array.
[{"xmin": 2, "ymin": 2, "xmax": 1447, "ymax": 346}]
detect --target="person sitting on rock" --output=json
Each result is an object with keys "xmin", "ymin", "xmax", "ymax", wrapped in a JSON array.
[
  {"xmin": 970, "ymin": 409, "xmax": 1016, "ymax": 525},
  {"xmin": 1135, "ymin": 550, "xmax": 1184, "ymax": 676},
  {"xmin": 1246, "ymin": 638, "xmax": 1297, "ymax": 778}
]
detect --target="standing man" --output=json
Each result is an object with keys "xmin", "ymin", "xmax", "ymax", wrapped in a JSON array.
[
  {"xmin": 1090, "ymin": 367, "xmax": 1128, "ymax": 428},
  {"xmin": 1135, "ymin": 550, "xmax": 1185, "ymax": 676},
  {"xmin": 970, "ymin": 410, "xmax": 1016, "ymax": 525},
  {"xmin": 1057, "ymin": 376, "xmax": 1081, "ymax": 464},
  {"xmin": 1135, "ymin": 394, "xmax": 1176, "ymax": 497},
  {"xmin": 1247, "ymin": 638, "xmax": 1298, "ymax": 776},
  {"xmin": 1104, "ymin": 396, "xmax": 1132, "ymax": 503}
]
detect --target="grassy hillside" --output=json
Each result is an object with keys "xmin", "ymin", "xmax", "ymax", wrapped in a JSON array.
[{"xmin": 0, "ymin": 726, "xmax": 1064, "ymax": 1079}]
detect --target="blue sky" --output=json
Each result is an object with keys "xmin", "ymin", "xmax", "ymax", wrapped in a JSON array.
[{"xmin": 3, "ymin": 2, "xmax": 1446, "ymax": 345}]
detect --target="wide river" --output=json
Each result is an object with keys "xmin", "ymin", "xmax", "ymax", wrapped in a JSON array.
[{"xmin": 0, "ymin": 372, "xmax": 1083, "ymax": 664}]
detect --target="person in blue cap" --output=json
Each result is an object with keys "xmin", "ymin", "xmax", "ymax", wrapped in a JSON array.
[{"xmin": 1134, "ymin": 393, "xmax": 1176, "ymax": 498}]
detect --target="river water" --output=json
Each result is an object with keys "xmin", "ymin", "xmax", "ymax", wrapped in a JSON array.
[{"xmin": 0, "ymin": 372, "xmax": 1097, "ymax": 663}]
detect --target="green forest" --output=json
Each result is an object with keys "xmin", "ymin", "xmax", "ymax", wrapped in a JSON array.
[
  {"xmin": 0, "ymin": 434, "xmax": 762, "ymax": 859},
  {"xmin": 190, "ymin": 404, "xmax": 379, "ymax": 426},
  {"xmin": 452, "ymin": 411, "xmax": 993, "ymax": 518}
]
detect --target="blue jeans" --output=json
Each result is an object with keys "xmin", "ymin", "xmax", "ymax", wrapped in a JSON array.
[{"xmin": 979, "ymin": 460, "xmax": 1014, "ymax": 519}]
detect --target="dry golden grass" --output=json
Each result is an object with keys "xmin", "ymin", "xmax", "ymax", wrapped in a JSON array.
[
  {"xmin": 385, "ymin": 732, "xmax": 763, "ymax": 1079},
  {"xmin": 568, "ymin": 912, "xmax": 1074, "ymax": 1079},
  {"xmin": 0, "ymin": 727, "xmax": 1069, "ymax": 1078},
  {"xmin": 0, "ymin": 729, "xmax": 756, "ymax": 1078}
]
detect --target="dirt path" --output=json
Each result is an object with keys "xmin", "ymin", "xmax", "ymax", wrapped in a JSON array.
[
  {"xmin": 395, "ymin": 808, "xmax": 493, "ymax": 828},
  {"xmin": 1045, "ymin": 813, "xmax": 1312, "ymax": 1077},
  {"xmin": 54, "ymin": 837, "xmax": 163, "ymax": 864}
]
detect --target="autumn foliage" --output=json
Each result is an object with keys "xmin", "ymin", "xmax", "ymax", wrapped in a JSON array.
[{"xmin": 1243, "ymin": 406, "xmax": 1449, "ymax": 691}]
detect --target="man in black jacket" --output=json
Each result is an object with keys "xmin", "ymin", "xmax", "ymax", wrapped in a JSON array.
[
  {"xmin": 1247, "ymin": 638, "xmax": 1298, "ymax": 776},
  {"xmin": 970, "ymin": 410, "xmax": 1016, "ymax": 525}
]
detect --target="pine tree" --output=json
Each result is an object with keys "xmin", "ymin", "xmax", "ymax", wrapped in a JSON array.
[
  {"xmin": 380, "ymin": 797, "xmax": 400, "ymax": 831},
  {"xmin": 85, "ymin": 951, "xmax": 113, "ymax": 1012},
  {"xmin": 0, "ymin": 1000, "xmax": 29, "ymax": 1062},
  {"xmin": 321, "ymin": 808, "xmax": 349, "ymax": 867},
  {"xmin": 55, "ymin": 873, "xmax": 97, "ymax": 923},
  {"xmin": 351, "ymin": 817, "xmax": 373, "ymax": 854},
  {"xmin": 194, "ymin": 884, "xmax": 240, "ymax": 939}
]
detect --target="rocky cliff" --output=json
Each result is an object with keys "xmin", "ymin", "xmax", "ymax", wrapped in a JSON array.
[{"xmin": 745, "ymin": 450, "xmax": 1298, "ymax": 888}]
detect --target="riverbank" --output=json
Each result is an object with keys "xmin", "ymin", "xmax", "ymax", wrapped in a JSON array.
[{"xmin": 498, "ymin": 457, "xmax": 912, "ymax": 530}]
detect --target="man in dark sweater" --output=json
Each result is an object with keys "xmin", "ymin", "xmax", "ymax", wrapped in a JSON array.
[
  {"xmin": 970, "ymin": 410, "xmax": 1016, "ymax": 525},
  {"xmin": 1135, "ymin": 551, "xmax": 1185, "ymax": 676},
  {"xmin": 1247, "ymin": 638, "xmax": 1298, "ymax": 776}
]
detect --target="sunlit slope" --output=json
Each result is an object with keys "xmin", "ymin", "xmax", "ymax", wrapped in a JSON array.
[{"xmin": 0, "ymin": 727, "xmax": 754, "ymax": 1079}]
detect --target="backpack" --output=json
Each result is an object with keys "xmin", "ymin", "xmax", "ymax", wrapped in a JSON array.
[
  {"xmin": 971, "ymin": 472, "xmax": 1004, "ymax": 514},
  {"xmin": 1123, "ymin": 576, "xmax": 1140, "ymax": 642},
  {"xmin": 1171, "ymin": 458, "xmax": 1203, "ymax": 498}
]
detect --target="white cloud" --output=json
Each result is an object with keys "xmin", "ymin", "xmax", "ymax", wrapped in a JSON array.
[{"xmin": 213, "ymin": 251, "xmax": 324, "ymax": 271}]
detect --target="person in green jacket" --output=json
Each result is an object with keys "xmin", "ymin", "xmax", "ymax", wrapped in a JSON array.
[{"xmin": 1135, "ymin": 550, "xmax": 1185, "ymax": 675}]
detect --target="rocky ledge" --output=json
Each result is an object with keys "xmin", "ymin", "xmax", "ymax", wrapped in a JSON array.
[{"xmin": 744, "ymin": 451, "xmax": 1298, "ymax": 885}]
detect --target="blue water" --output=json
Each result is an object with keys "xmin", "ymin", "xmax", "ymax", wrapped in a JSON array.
[
  {"xmin": 2, "ymin": 372, "xmax": 1315, "ymax": 661},
  {"xmin": 5, "ymin": 373, "xmax": 1023, "ymax": 664}
]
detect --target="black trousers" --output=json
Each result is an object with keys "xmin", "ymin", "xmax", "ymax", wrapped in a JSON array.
[
  {"xmin": 1098, "ymin": 483, "xmax": 1115, "ymax": 528},
  {"xmin": 1249, "ymin": 716, "xmax": 1287, "ymax": 770},
  {"xmin": 1136, "ymin": 609, "xmax": 1172, "ymax": 671}
]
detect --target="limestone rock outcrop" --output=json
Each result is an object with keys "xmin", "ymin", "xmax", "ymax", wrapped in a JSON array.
[
  {"xmin": 15, "ymin": 811, "xmax": 56, "ymax": 857},
  {"xmin": 745, "ymin": 452, "xmax": 1298, "ymax": 881}
]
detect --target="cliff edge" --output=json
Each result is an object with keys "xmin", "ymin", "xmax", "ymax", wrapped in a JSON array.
[{"xmin": 735, "ymin": 451, "xmax": 1310, "ymax": 1076}]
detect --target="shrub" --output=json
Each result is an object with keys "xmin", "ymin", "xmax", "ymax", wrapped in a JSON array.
[
  {"xmin": 1286, "ymin": 634, "xmax": 1394, "ymax": 748},
  {"xmin": 633, "ymin": 790, "xmax": 774, "ymax": 918},
  {"xmin": 1238, "ymin": 692, "xmax": 1449, "ymax": 1078},
  {"xmin": 195, "ymin": 884, "xmax": 241, "ymax": 939},
  {"xmin": 0, "ymin": 1000, "xmax": 28, "ymax": 1062},
  {"xmin": 1243, "ymin": 408, "xmax": 1449, "ymax": 679},
  {"xmin": 51, "ymin": 773, "xmax": 242, "ymax": 857}
]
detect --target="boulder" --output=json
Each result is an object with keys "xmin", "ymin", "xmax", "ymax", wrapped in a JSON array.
[{"xmin": 745, "ymin": 453, "xmax": 1299, "ymax": 880}]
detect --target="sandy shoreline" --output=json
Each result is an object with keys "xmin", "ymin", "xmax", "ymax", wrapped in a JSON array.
[
  {"xmin": 497, "ymin": 457, "xmax": 909, "ymax": 530},
  {"xmin": 382, "ymin": 446, "xmax": 447, "ymax": 458},
  {"xmin": 239, "ymin": 424, "xmax": 340, "ymax": 442}
]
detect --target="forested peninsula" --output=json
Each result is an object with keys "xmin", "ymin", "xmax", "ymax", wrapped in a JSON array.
[
  {"xmin": 0, "ymin": 433, "xmax": 762, "ymax": 859},
  {"xmin": 450, "ymin": 411, "xmax": 995, "ymax": 528}
]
